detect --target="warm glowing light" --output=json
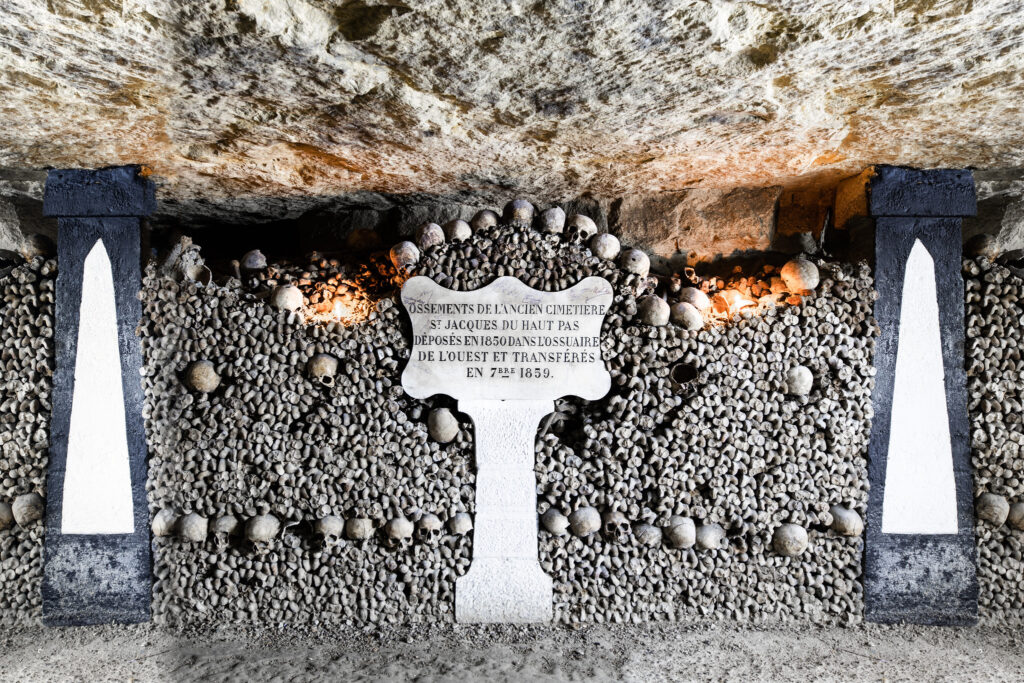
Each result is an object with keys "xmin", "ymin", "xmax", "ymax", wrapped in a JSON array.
[
  {"xmin": 711, "ymin": 288, "xmax": 757, "ymax": 320},
  {"xmin": 332, "ymin": 297, "xmax": 357, "ymax": 319},
  {"xmin": 302, "ymin": 292, "xmax": 374, "ymax": 326}
]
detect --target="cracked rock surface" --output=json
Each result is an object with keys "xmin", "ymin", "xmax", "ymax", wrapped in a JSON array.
[{"xmin": 3, "ymin": 0, "xmax": 1024, "ymax": 224}]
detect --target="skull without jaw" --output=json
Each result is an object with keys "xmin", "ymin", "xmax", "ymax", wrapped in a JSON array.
[
  {"xmin": 566, "ymin": 214, "xmax": 598, "ymax": 243},
  {"xmin": 382, "ymin": 516, "xmax": 414, "ymax": 550},
  {"xmin": 602, "ymin": 510, "xmax": 630, "ymax": 543},
  {"xmin": 307, "ymin": 353, "xmax": 339, "ymax": 386},
  {"xmin": 210, "ymin": 514, "xmax": 240, "ymax": 551},
  {"xmin": 314, "ymin": 515, "xmax": 346, "ymax": 549},
  {"xmin": 415, "ymin": 513, "xmax": 443, "ymax": 543}
]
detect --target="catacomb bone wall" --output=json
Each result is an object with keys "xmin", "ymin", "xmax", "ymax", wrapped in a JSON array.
[
  {"xmin": 0, "ymin": 257, "xmax": 53, "ymax": 624},
  {"xmin": 141, "ymin": 219, "xmax": 877, "ymax": 627},
  {"xmin": 2, "ymin": 224, "xmax": 1024, "ymax": 626},
  {"xmin": 965, "ymin": 256, "xmax": 1024, "ymax": 618}
]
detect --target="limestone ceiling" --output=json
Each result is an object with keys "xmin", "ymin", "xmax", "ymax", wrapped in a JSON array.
[{"xmin": 1, "ymin": 0, "xmax": 1023, "ymax": 222}]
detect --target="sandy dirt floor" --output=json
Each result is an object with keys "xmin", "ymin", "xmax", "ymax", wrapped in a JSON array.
[{"xmin": 1, "ymin": 621, "xmax": 1023, "ymax": 682}]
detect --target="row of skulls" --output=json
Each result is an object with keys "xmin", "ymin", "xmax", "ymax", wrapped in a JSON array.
[{"xmin": 151, "ymin": 508, "xmax": 473, "ymax": 550}]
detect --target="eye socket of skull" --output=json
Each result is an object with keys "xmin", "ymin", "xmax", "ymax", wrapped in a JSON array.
[{"xmin": 319, "ymin": 374, "xmax": 335, "ymax": 386}]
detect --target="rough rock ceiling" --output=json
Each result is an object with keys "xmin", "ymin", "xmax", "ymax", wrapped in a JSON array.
[{"xmin": 1, "ymin": 0, "xmax": 1023, "ymax": 223}]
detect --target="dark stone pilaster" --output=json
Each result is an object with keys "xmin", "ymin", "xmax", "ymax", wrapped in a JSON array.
[
  {"xmin": 864, "ymin": 166, "xmax": 978, "ymax": 626},
  {"xmin": 41, "ymin": 166, "xmax": 154, "ymax": 626}
]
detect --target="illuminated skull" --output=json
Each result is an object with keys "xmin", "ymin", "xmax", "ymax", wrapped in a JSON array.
[
  {"xmin": 566, "ymin": 214, "xmax": 598, "ymax": 243},
  {"xmin": 307, "ymin": 353, "xmax": 339, "ymax": 386}
]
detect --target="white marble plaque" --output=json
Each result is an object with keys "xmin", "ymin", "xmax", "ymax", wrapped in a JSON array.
[
  {"xmin": 62, "ymin": 240, "xmax": 135, "ymax": 534},
  {"xmin": 881, "ymin": 239, "xmax": 958, "ymax": 534},
  {"xmin": 401, "ymin": 275, "xmax": 613, "ymax": 623},
  {"xmin": 401, "ymin": 275, "xmax": 613, "ymax": 402}
]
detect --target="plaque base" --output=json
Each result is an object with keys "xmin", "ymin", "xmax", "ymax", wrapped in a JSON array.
[
  {"xmin": 456, "ymin": 399, "xmax": 554, "ymax": 623},
  {"xmin": 456, "ymin": 558, "xmax": 553, "ymax": 623}
]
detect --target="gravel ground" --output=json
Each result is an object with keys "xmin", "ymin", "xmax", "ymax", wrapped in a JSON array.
[{"xmin": 0, "ymin": 622, "xmax": 1021, "ymax": 682}]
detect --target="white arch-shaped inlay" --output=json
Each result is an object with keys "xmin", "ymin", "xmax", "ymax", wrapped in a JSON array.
[
  {"xmin": 61, "ymin": 240, "xmax": 135, "ymax": 534},
  {"xmin": 881, "ymin": 238, "xmax": 958, "ymax": 534}
]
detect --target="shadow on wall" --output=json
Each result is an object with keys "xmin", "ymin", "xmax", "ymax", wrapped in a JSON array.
[
  {"xmin": 152, "ymin": 188, "xmax": 826, "ymax": 269},
  {"xmin": 962, "ymin": 168, "xmax": 1024, "ymax": 254},
  {"xmin": 0, "ymin": 168, "xmax": 56, "ymax": 261},
  {"xmin": 12, "ymin": 164, "xmax": 1024, "ymax": 271}
]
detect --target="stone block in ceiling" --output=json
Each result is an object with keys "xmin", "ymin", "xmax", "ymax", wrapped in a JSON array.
[{"xmin": 607, "ymin": 187, "xmax": 781, "ymax": 268}]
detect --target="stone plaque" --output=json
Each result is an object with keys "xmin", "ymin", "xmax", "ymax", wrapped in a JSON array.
[
  {"xmin": 402, "ymin": 275, "xmax": 612, "ymax": 402},
  {"xmin": 401, "ymin": 275, "xmax": 613, "ymax": 623}
]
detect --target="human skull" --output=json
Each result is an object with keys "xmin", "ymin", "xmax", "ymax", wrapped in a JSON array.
[
  {"xmin": 695, "ymin": 523, "xmax": 726, "ymax": 550},
  {"xmin": 633, "ymin": 523, "xmax": 662, "ymax": 547},
  {"xmin": 665, "ymin": 517, "xmax": 696, "ymax": 549},
  {"xmin": 270, "ymin": 284, "xmax": 304, "ymax": 311},
  {"xmin": 241, "ymin": 249, "xmax": 267, "ymax": 271},
  {"xmin": 636, "ymin": 295, "xmax": 670, "ymax": 326},
  {"xmin": 566, "ymin": 214, "xmax": 598, "ymax": 243},
  {"xmin": 245, "ymin": 514, "xmax": 280, "ymax": 550},
  {"xmin": 785, "ymin": 365, "xmax": 814, "ymax": 396},
  {"xmin": 345, "ymin": 517, "xmax": 374, "ymax": 541},
  {"xmin": 601, "ymin": 510, "xmax": 630, "ymax": 543},
  {"xmin": 568, "ymin": 506, "xmax": 601, "ymax": 537},
  {"xmin": 589, "ymin": 233, "xmax": 620, "ymax": 260},
  {"xmin": 505, "ymin": 198, "xmax": 535, "ymax": 225},
  {"xmin": 678, "ymin": 287, "xmax": 711, "ymax": 312},
  {"xmin": 211, "ymin": 515, "xmax": 240, "ymax": 550},
  {"xmin": 977, "ymin": 493, "xmax": 1010, "ymax": 526},
  {"xmin": 828, "ymin": 505, "xmax": 863, "ymax": 537},
  {"xmin": 389, "ymin": 241, "xmax": 420, "ymax": 271},
  {"xmin": 539, "ymin": 207, "xmax": 566, "ymax": 234},
  {"xmin": 1008, "ymin": 502, "xmax": 1024, "ymax": 531},
  {"xmin": 151, "ymin": 507, "xmax": 179, "ymax": 537},
  {"xmin": 670, "ymin": 301, "xmax": 703, "ymax": 331},
  {"xmin": 443, "ymin": 219, "xmax": 472, "ymax": 242},
  {"xmin": 383, "ymin": 516, "xmax": 414, "ymax": 549},
  {"xmin": 314, "ymin": 515, "xmax": 346, "ymax": 549},
  {"xmin": 307, "ymin": 353, "xmax": 339, "ymax": 386},
  {"xmin": 471, "ymin": 209, "xmax": 499, "ymax": 231},
  {"xmin": 184, "ymin": 360, "xmax": 220, "ymax": 393},
  {"xmin": 427, "ymin": 407, "xmax": 459, "ymax": 443},
  {"xmin": 780, "ymin": 257, "xmax": 820, "ymax": 292},
  {"xmin": 179, "ymin": 513, "xmax": 208, "ymax": 543},
  {"xmin": 448, "ymin": 512, "xmax": 473, "ymax": 536},
  {"xmin": 772, "ymin": 523, "xmax": 808, "ymax": 557},
  {"xmin": 619, "ymin": 248, "xmax": 651, "ymax": 278},
  {"xmin": 540, "ymin": 508, "xmax": 569, "ymax": 535},
  {"xmin": 415, "ymin": 513, "xmax": 443, "ymax": 543},
  {"xmin": 415, "ymin": 222, "xmax": 445, "ymax": 249}
]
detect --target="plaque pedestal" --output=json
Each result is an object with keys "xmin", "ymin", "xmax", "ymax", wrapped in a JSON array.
[
  {"xmin": 400, "ymin": 275, "xmax": 612, "ymax": 623},
  {"xmin": 455, "ymin": 399, "xmax": 553, "ymax": 623}
]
